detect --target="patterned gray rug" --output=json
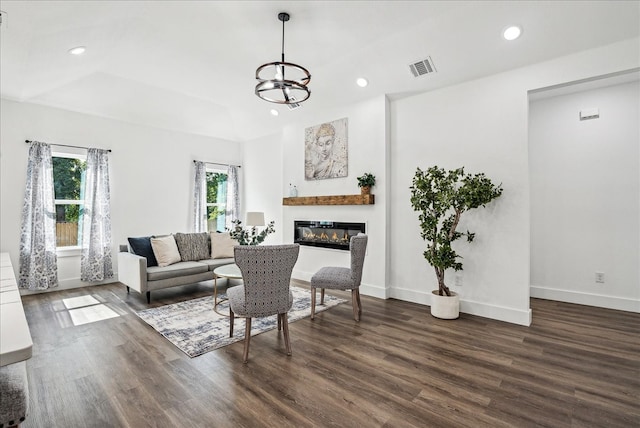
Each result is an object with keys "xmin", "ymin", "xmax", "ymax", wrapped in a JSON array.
[{"xmin": 135, "ymin": 286, "xmax": 346, "ymax": 358}]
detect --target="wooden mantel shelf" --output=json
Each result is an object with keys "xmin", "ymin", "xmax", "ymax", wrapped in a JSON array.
[{"xmin": 283, "ymin": 194, "xmax": 375, "ymax": 206}]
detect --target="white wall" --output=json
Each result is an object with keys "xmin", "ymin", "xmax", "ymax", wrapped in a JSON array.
[
  {"xmin": 391, "ymin": 73, "xmax": 531, "ymax": 325},
  {"xmin": 0, "ymin": 99, "xmax": 241, "ymax": 292},
  {"xmin": 241, "ymin": 131, "xmax": 284, "ymax": 245},
  {"xmin": 390, "ymin": 38, "xmax": 639, "ymax": 325},
  {"xmin": 243, "ymin": 95, "xmax": 390, "ymax": 298},
  {"xmin": 529, "ymin": 80, "xmax": 639, "ymax": 312}
]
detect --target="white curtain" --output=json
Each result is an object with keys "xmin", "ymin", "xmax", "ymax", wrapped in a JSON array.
[
  {"xmin": 225, "ymin": 165, "xmax": 239, "ymax": 230},
  {"xmin": 193, "ymin": 161, "xmax": 207, "ymax": 232},
  {"xmin": 19, "ymin": 141, "xmax": 58, "ymax": 289},
  {"xmin": 80, "ymin": 148, "xmax": 113, "ymax": 282}
]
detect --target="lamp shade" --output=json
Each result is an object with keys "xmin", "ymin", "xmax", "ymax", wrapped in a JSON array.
[{"xmin": 245, "ymin": 212, "xmax": 265, "ymax": 227}]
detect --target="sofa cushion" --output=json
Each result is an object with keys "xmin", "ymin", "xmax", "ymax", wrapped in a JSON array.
[
  {"xmin": 127, "ymin": 236, "xmax": 158, "ymax": 267},
  {"xmin": 211, "ymin": 232, "xmax": 238, "ymax": 259},
  {"xmin": 146, "ymin": 261, "xmax": 209, "ymax": 281},
  {"xmin": 174, "ymin": 232, "xmax": 210, "ymax": 261},
  {"xmin": 198, "ymin": 257, "xmax": 236, "ymax": 271},
  {"xmin": 150, "ymin": 235, "xmax": 182, "ymax": 267}
]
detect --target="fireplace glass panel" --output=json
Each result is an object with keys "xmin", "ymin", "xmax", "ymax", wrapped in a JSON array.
[{"xmin": 294, "ymin": 221, "xmax": 365, "ymax": 250}]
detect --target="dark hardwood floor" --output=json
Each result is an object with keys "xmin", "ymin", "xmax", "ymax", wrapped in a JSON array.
[{"xmin": 18, "ymin": 281, "xmax": 639, "ymax": 427}]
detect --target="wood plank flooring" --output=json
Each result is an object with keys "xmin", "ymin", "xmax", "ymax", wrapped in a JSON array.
[{"xmin": 17, "ymin": 281, "xmax": 640, "ymax": 427}]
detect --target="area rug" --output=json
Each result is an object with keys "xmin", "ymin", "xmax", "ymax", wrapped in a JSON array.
[{"xmin": 135, "ymin": 286, "xmax": 346, "ymax": 358}]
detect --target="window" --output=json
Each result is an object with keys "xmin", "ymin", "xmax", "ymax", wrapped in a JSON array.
[
  {"xmin": 52, "ymin": 154, "xmax": 86, "ymax": 247},
  {"xmin": 206, "ymin": 169, "xmax": 228, "ymax": 232}
]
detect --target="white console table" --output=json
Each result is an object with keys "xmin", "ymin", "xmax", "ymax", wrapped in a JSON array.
[{"xmin": 0, "ymin": 252, "xmax": 33, "ymax": 366}]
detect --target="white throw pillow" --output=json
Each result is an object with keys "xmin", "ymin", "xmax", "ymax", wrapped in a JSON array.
[
  {"xmin": 210, "ymin": 232, "xmax": 238, "ymax": 259},
  {"xmin": 150, "ymin": 235, "xmax": 182, "ymax": 267}
]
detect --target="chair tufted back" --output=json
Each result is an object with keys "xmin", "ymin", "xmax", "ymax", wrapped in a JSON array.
[
  {"xmin": 234, "ymin": 244, "xmax": 300, "ymax": 317},
  {"xmin": 349, "ymin": 234, "xmax": 368, "ymax": 288}
]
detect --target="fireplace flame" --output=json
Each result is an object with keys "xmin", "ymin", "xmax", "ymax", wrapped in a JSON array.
[
  {"xmin": 296, "ymin": 222, "xmax": 364, "ymax": 250},
  {"xmin": 302, "ymin": 230, "xmax": 347, "ymax": 243}
]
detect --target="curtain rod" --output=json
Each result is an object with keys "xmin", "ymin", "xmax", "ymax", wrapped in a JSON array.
[
  {"xmin": 25, "ymin": 140, "xmax": 112, "ymax": 153},
  {"xmin": 193, "ymin": 160, "xmax": 241, "ymax": 168}
]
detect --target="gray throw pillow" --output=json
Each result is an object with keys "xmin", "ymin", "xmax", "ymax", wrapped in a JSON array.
[{"xmin": 174, "ymin": 232, "xmax": 210, "ymax": 261}]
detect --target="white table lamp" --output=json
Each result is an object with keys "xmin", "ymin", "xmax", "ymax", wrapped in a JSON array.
[{"xmin": 245, "ymin": 212, "xmax": 265, "ymax": 227}]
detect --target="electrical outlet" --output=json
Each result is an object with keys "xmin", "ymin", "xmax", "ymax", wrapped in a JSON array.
[
  {"xmin": 595, "ymin": 272, "xmax": 605, "ymax": 284},
  {"xmin": 455, "ymin": 274, "xmax": 463, "ymax": 287}
]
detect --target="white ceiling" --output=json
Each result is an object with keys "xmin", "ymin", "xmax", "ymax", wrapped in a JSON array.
[{"xmin": 1, "ymin": 1, "xmax": 638, "ymax": 142}]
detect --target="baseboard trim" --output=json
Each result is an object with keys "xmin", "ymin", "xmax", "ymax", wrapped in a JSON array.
[
  {"xmin": 19, "ymin": 277, "xmax": 118, "ymax": 295},
  {"xmin": 360, "ymin": 283, "xmax": 389, "ymax": 299},
  {"xmin": 530, "ymin": 285, "xmax": 639, "ymax": 313},
  {"xmin": 390, "ymin": 286, "xmax": 532, "ymax": 326}
]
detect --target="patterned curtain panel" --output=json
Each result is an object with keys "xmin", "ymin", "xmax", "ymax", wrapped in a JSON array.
[
  {"xmin": 19, "ymin": 141, "xmax": 58, "ymax": 289},
  {"xmin": 193, "ymin": 161, "xmax": 207, "ymax": 232},
  {"xmin": 80, "ymin": 148, "xmax": 113, "ymax": 282},
  {"xmin": 225, "ymin": 165, "xmax": 240, "ymax": 230}
]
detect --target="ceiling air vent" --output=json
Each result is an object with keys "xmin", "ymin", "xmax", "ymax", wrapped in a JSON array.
[
  {"xmin": 409, "ymin": 57, "xmax": 436, "ymax": 77},
  {"xmin": 286, "ymin": 96, "xmax": 302, "ymax": 110}
]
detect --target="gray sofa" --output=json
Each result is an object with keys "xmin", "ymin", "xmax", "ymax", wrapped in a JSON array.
[{"xmin": 117, "ymin": 232, "xmax": 236, "ymax": 303}]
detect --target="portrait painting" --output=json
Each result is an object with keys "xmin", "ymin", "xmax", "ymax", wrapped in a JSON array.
[{"xmin": 304, "ymin": 117, "xmax": 348, "ymax": 180}]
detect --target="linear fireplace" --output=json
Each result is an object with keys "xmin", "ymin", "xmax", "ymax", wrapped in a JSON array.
[{"xmin": 294, "ymin": 220, "xmax": 366, "ymax": 251}]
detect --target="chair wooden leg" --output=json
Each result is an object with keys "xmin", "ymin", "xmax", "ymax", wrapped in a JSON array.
[
  {"xmin": 229, "ymin": 309, "xmax": 234, "ymax": 337},
  {"xmin": 351, "ymin": 289, "xmax": 360, "ymax": 321},
  {"xmin": 321, "ymin": 288, "xmax": 325, "ymax": 305},
  {"xmin": 277, "ymin": 313, "xmax": 282, "ymax": 331},
  {"xmin": 356, "ymin": 288, "xmax": 362, "ymax": 319},
  {"xmin": 281, "ymin": 312, "xmax": 292, "ymax": 356},
  {"xmin": 146, "ymin": 291, "xmax": 151, "ymax": 304},
  {"xmin": 243, "ymin": 318, "xmax": 252, "ymax": 363},
  {"xmin": 311, "ymin": 287, "xmax": 316, "ymax": 320}
]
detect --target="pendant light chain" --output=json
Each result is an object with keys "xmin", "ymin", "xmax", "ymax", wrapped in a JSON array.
[{"xmin": 281, "ymin": 17, "xmax": 285, "ymax": 63}]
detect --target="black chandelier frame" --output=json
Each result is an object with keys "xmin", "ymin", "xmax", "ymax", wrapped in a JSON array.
[{"xmin": 255, "ymin": 12, "xmax": 311, "ymax": 105}]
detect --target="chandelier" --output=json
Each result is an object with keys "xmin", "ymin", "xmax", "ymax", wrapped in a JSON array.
[{"xmin": 255, "ymin": 12, "xmax": 311, "ymax": 104}]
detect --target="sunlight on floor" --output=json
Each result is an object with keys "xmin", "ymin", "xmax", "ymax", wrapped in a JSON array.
[
  {"xmin": 61, "ymin": 295, "xmax": 120, "ymax": 326},
  {"xmin": 68, "ymin": 304, "xmax": 119, "ymax": 326},
  {"xmin": 62, "ymin": 295, "xmax": 100, "ymax": 309}
]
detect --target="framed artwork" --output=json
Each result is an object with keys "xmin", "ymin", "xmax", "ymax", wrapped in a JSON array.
[{"xmin": 304, "ymin": 117, "xmax": 348, "ymax": 180}]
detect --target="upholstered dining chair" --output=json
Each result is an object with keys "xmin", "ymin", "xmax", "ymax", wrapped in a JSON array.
[
  {"xmin": 310, "ymin": 234, "xmax": 368, "ymax": 321},
  {"xmin": 228, "ymin": 244, "xmax": 300, "ymax": 363}
]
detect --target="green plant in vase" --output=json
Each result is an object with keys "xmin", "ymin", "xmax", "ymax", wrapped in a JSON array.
[
  {"xmin": 229, "ymin": 219, "xmax": 276, "ymax": 245},
  {"xmin": 357, "ymin": 173, "xmax": 376, "ymax": 195}
]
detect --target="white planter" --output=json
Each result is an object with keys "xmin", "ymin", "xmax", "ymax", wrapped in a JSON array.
[{"xmin": 430, "ymin": 290, "xmax": 459, "ymax": 319}]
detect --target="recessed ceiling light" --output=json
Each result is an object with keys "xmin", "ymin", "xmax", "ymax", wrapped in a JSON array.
[
  {"xmin": 68, "ymin": 46, "xmax": 86, "ymax": 55},
  {"xmin": 270, "ymin": 109, "xmax": 279, "ymax": 116},
  {"xmin": 356, "ymin": 77, "xmax": 368, "ymax": 88},
  {"xmin": 503, "ymin": 26, "xmax": 522, "ymax": 41}
]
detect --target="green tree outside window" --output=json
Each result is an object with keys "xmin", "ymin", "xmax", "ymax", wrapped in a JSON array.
[
  {"xmin": 52, "ymin": 156, "xmax": 87, "ymax": 246},
  {"xmin": 206, "ymin": 172, "xmax": 227, "ymax": 232}
]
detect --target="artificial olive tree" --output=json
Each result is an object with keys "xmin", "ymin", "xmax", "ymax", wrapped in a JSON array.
[{"xmin": 410, "ymin": 166, "xmax": 503, "ymax": 296}]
